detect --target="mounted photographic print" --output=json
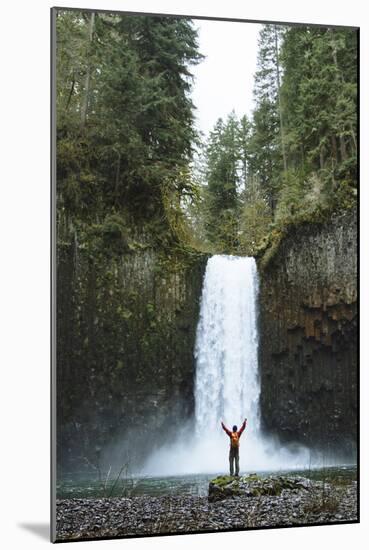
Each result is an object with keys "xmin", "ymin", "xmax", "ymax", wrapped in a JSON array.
[{"xmin": 51, "ymin": 6, "xmax": 359, "ymax": 543}]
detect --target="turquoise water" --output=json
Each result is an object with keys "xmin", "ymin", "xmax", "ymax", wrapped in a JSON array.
[{"xmin": 57, "ymin": 465, "xmax": 356, "ymax": 500}]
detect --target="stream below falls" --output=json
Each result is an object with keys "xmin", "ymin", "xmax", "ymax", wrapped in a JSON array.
[{"xmin": 57, "ymin": 465, "xmax": 356, "ymax": 499}]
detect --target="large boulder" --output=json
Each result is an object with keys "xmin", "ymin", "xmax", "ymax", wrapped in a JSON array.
[{"xmin": 208, "ymin": 474, "xmax": 313, "ymax": 502}]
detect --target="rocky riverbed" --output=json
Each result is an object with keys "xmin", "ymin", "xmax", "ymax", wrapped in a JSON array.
[{"xmin": 56, "ymin": 475, "xmax": 357, "ymax": 541}]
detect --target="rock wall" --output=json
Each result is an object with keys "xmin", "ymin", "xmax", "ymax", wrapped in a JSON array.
[
  {"xmin": 57, "ymin": 232, "xmax": 207, "ymax": 474},
  {"xmin": 257, "ymin": 210, "xmax": 357, "ymax": 460}
]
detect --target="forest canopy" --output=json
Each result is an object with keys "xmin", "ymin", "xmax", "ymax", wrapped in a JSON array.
[{"xmin": 56, "ymin": 11, "xmax": 357, "ymax": 257}]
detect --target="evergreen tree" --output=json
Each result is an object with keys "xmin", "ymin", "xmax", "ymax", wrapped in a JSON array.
[
  {"xmin": 203, "ymin": 113, "xmax": 242, "ymax": 251},
  {"xmin": 249, "ymin": 25, "xmax": 286, "ymax": 213},
  {"xmin": 239, "ymin": 175, "xmax": 272, "ymax": 255},
  {"xmin": 56, "ymin": 12, "xmax": 203, "ymax": 230},
  {"xmin": 279, "ymin": 26, "xmax": 357, "ymax": 215},
  {"xmin": 238, "ymin": 114, "xmax": 253, "ymax": 190}
]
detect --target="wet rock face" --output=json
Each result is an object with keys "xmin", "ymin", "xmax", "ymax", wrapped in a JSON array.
[
  {"xmin": 57, "ymin": 245, "xmax": 207, "ymax": 473},
  {"xmin": 257, "ymin": 211, "xmax": 357, "ymax": 459}
]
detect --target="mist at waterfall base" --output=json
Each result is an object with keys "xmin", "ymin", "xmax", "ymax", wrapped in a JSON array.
[{"xmin": 143, "ymin": 255, "xmax": 312, "ymax": 477}]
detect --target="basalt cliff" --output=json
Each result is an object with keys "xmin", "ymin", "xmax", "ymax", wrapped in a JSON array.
[{"xmin": 257, "ymin": 210, "xmax": 357, "ymax": 460}]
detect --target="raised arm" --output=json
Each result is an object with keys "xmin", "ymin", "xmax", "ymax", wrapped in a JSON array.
[
  {"xmin": 221, "ymin": 421, "xmax": 231, "ymax": 436},
  {"xmin": 238, "ymin": 418, "xmax": 247, "ymax": 437}
]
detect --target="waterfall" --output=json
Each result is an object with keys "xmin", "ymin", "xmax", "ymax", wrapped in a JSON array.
[
  {"xmin": 144, "ymin": 254, "xmax": 310, "ymax": 475},
  {"xmin": 194, "ymin": 255, "xmax": 260, "ymax": 438}
]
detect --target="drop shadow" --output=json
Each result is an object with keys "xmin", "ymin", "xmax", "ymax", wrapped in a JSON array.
[{"xmin": 18, "ymin": 522, "xmax": 50, "ymax": 541}]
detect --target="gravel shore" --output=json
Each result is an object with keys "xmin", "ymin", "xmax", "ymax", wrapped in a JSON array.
[{"xmin": 56, "ymin": 479, "xmax": 357, "ymax": 541}]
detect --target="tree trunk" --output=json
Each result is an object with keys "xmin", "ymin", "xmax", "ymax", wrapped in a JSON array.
[
  {"xmin": 274, "ymin": 26, "xmax": 287, "ymax": 172},
  {"xmin": 331, "ymin": 135, "xmax": 338, "ymax": 164},
  {"xmin": 320, "ymin": 148, "xmax": 325, "ymax": 170},
  {"xmin": 339, "ymin": 136, "xmax": 348, "ymax": 162},
  {"xmin": 349, "ymin": 123, "xmax": 357, "ymax": 155},
  {"xmin": 114, "ymin": 152, "xmax": 121, "ymax": 205},
  {"xmin": 80, "ymin": 12, "xmax": 95, "ymax": 129},
  {"xmin": 66, "ymin": 71, "xmax": 76, "ymax": 110},
  {"xmin": 329, "ymin": 31, "xmax": 357, "ymax": 158},
  {"xmin": 242, "ymin": 152, "xmax": 248, "ymax": 189}
]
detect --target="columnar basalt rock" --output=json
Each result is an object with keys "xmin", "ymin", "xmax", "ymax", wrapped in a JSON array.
[
  {"xmin": 57, "ymin": 239, "xmax": 207, "ymax": 473},
  {"xmin": 257, "ymin": 210, "xmax": 357, "ymax": 459}
]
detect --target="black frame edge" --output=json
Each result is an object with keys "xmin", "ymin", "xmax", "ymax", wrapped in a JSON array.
[{"xmin": 50, "ymin": 6, "xmax": 57, "ymax": 544}]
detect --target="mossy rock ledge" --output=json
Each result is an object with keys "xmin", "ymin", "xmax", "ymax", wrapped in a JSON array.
[{"xmin": 208, "ymin": 474, "xmax": 313, "ymax": 502}]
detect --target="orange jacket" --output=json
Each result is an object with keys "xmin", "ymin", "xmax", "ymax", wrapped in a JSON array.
[{"xmin": 221, "ymin": 420, "xmax": 247, "ymax": 447}]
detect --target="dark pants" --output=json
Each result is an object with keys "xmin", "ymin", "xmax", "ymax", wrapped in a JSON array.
[{"xmin": 229, "ymin": 446, "xmax": 240, "ymax": 476}]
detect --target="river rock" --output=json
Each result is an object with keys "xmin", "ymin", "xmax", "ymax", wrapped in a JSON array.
[
  {"xmin": 208, "ymin": 474, "xmax": 313, "ymax": 502},
  {"xmin": 56, "ymin": 477, "xmax": 357, "ymax": 541}
]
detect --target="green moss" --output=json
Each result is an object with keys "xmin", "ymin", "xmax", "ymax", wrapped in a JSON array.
[
  {"xmin": 211, "ymin": 475, "xmax": 234, "ymax": 487},
  {"xmin": 256, "ymin": 236, "xmax": 284, "ymax": 271},
  {"xmin": 242, "ymin": 473, "xmax": 261, "ymax": 482},
  {"xmin": 256, "ymin": 205, "xmax": 356, "ymax": 271}
]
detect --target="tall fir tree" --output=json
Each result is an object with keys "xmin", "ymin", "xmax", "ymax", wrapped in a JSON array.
[
  {"xmin": 249, "ymin": 24, "xmax": 286, "ymax": 213},
  {"xmin": 279, "ymin": 26, "xmax": 357, "ymax": 212},
  {"xmin": 56, "ymin": 12, "xmax": 203, "ymax": 229},
  {"xmin": 203, "ymin": 112, "xmax": 241, "ymax": 251}
]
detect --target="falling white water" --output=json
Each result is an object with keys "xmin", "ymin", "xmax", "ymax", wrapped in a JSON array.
[
  {"xmin": 143, "ymin": 255, "xmax": 310, "ymax": 476},
  {"xmin": 194, "ymin": 255, "xmax": 260, "ymax": 438}
]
